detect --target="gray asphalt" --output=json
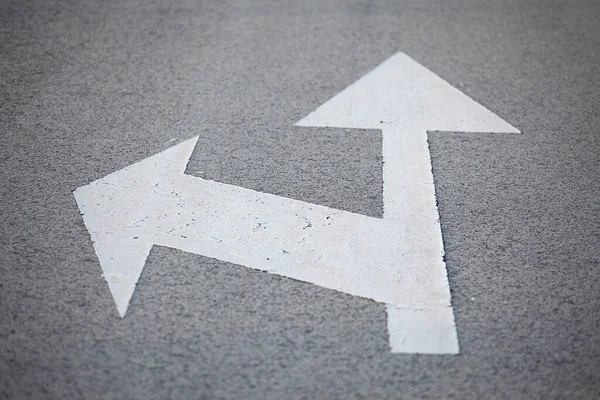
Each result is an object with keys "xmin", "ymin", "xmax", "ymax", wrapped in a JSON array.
[{"xmin": 1, "ymin": 0, "xmax": 599, "ymax": 399}]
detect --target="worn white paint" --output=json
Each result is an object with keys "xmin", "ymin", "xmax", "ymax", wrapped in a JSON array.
[{"xmin": 74, "ymin": 52, "xmax": 518, "ymax": 354}]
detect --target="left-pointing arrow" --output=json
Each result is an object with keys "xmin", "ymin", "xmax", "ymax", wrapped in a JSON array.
[{"xmin": 74, "ymin": 135, "xmax": 456, "ymax": 354}]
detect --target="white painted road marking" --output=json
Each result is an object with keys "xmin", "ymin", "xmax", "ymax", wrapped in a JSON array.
[{"xmin": 74, "ymin": 52, "xmax": 519, "ymax": 354}]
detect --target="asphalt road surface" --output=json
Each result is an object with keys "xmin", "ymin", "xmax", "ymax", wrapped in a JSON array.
[{"xmin": 1, "ymin": 0, "xmax": 599, "ymax": 399}]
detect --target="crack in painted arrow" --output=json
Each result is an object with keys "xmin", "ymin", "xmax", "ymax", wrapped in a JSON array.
[{"xmin": 74, "ymin": 52, "xmax": 519, "ymax": 354}]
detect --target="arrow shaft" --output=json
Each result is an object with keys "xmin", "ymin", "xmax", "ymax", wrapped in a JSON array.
[
  {"xmin": 113, "ymin": 174, "xmax": 449, "ymax": 308},
  {"xmin": 382, "ymin": 125, "xmax": 445, "ymax": 255},
  {"xmin": 157, "ymin": 175, "xmax": 458, "ymax": 354}
]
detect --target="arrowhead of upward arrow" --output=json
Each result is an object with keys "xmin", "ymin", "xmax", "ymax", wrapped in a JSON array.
[{"xmin": 74, "ymin": 52, "xmax": 518, "ymax": 354}]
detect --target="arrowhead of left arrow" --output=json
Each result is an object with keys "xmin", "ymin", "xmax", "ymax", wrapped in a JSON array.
[{"xmin": 74, "ymin": 137, "xmax": 199, "ymax": 316}]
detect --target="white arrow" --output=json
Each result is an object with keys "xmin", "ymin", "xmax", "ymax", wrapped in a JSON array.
[{"xmin": 74, "ymin": 52, "xmax": 518, "ymax": 354}]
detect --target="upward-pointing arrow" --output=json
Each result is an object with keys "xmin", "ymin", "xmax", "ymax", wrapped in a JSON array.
[
  {"xmin": 297, "ymin": 52, "xmax": 519, "ymax": 221},
  {"xmin": 74, "ymin": 52, "xmax": 519, "ymax": 354}
]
